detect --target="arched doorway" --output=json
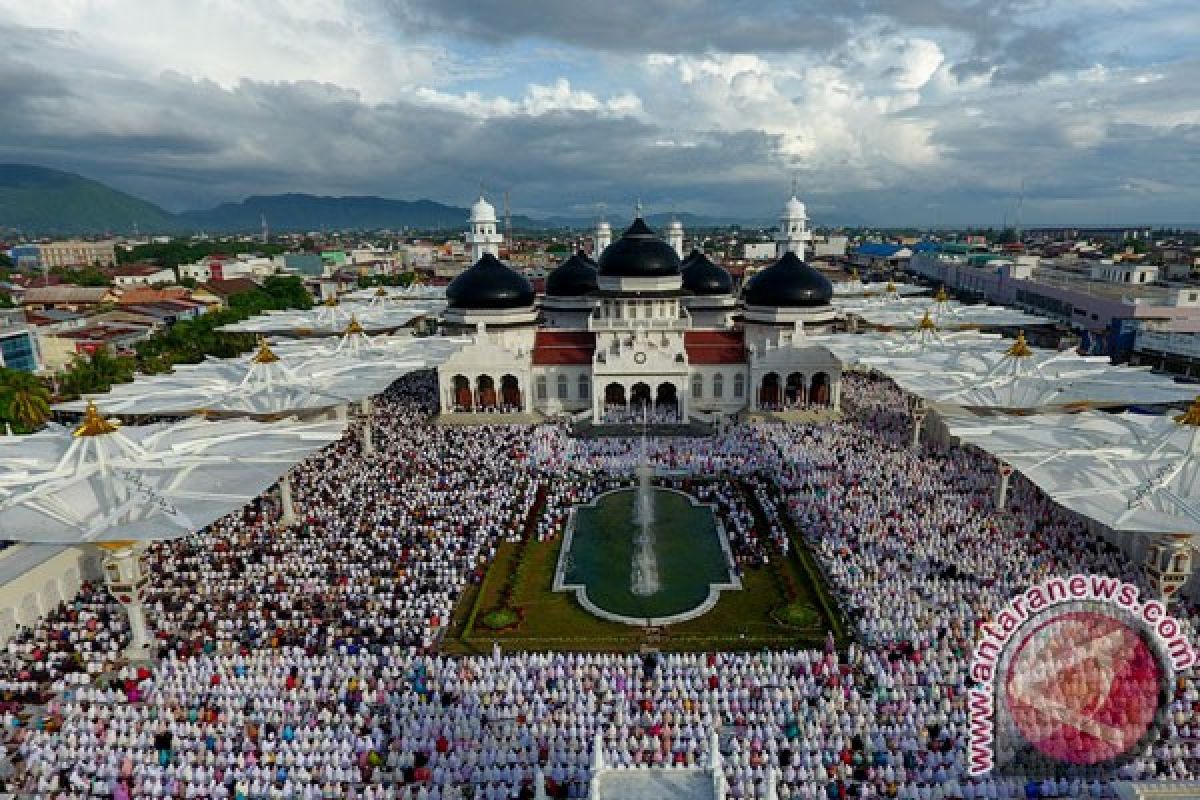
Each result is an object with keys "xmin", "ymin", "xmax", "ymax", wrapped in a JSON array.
[
  {"xmin": 631, "ymin": 382, "xmax": 652, "ymax": 411},
  {"xmin": 785, "ymin": 372, "xmax": 805, "ymax": 408},
  {"xmin": 453, "ymin": 375, "xmax": 472, "ymax": 411},
  {"xmin": 605, "ymin": 383, "xmax": 626, "ymax": 408},
  {"xmin": 477, "ymin": 375, "xmax": 497, "ymax": 410},
  {"xmin": 501, "ymin": 374, "xmax": 521, "ymax": 410},
  {"xmin": 810, "ymin": 372, "xmax": 830, "ymax": 406},
  {"xmin": 759, "ymin": 372, "xmax": 781, "ymax": 409},
  {"xmin": 655, "ymin": 382, "xmax": 678, "ymax": 421}
]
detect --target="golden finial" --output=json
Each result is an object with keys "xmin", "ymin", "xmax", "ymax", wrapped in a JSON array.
[
  {"xmin": 850, "ymin": 268, "xmax": 859, "ymax": 280},
  {"xmin": 374, "ymin": 286, "xmax": 388, "ymax": 297},
  {"xmin": 324, "ymin": 295, "xmax": 339, "ymax": 307},
  {"xmin": 74, "ymin": 400, "xmax": 118, "ymax": 437},
  {"xmin": 934, "ymin": 286, "xmax": 949, "ymax": 303},
  {"xmin": 344, "ymin": 314, "xmax": 365, "ymax": 335},
  {"xmin": 1175, "ymin": 396, "xmax": 1200, "ymax": 426},
  {"xmin": 251, "ymin": 336, "xmax": 281, "ymax": 364},
  {"xmin": 1004, "ymin": 330, "xmax": 1034, "ymax": 358},
  {"xmin": 917, "ymin": 310, "xmax": 937, "ymax": 331},
  {"xmin": 886, "ymin": 281, "xmax": 897, "ymax": 293}
]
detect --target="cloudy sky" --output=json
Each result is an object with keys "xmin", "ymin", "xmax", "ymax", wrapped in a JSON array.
[{"xmin": 1, "ymin": 0, "xmax": 1197, "ymax": 225}]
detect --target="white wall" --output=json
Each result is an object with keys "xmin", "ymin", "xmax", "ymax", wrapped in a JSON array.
[{"xmin": 0, "ymin": 545, "xmax": 100, "ymax": 646}]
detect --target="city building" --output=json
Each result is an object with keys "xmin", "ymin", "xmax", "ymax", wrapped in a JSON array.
[
  {"xmin": 437, "ymin": 194, "xmax": 843, "ymax": 424},
  {"xmin": 0, "ymin": 308, "xmax": 40, "ymax": 372},
  {"xmin": 36, "ymin": 240, "xmax": 118, "ymax": 268},
  {"xmin": 111, "ymin": 264, "xmax": 176, "ymax": 287},
  {"xmin": 910, "ymin": 245, "xmax": 1200, "ymax": 360}
]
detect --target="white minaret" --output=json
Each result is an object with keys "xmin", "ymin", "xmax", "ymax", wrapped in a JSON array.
[
  {"xmin": 666, "ymin": 218, "xmax": 684, "ymax": 260},
  {"xmin": 594, "ymin": 219, "xmax": 612, "ymax": 257},
  {"xmin": 466, "ymin": 194, "xmax": 503, "ymax": 262},
  {"xmin": 775, "ymin": 192, "xmax": 811, "ymax": 260}
]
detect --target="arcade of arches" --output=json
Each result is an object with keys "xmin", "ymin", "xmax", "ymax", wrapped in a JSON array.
[
  {"xmin": 758, "ymin": 371, "xmax": 832, "ymax": 411},
  {"xmin": 450, "ymin": 374, "xmax": 525, "ymax": 412}
]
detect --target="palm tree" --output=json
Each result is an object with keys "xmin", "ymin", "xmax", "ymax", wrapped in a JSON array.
[{"xmin": 0, "ymin": 368, "xmax": 51, "ymax": 432}]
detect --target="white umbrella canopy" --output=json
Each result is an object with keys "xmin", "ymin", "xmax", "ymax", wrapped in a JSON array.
[
  {"xmin": 343, "ymin": 284, "xmax": 446, "ymax": 304},
  {"xmin": 53, "ymin": 337, "xmax": 456, "ymax": 417},
  {"xmin": 946, "ymin": 401, "xmax": 1200, "ymax": 535},
  {"xmin": 0, "ymin": 406, "xmax": 347, "ymax": 544},
  {"xmin": 832, "ymin": 279, "xmax": 930, "ymax": 298},
  {"xmin": 267, "ymin": 322, "xmax": 469, "ymax": 362},
  {"xmin": 858, "ymin": 332, "xmax": 1196, "ymax": 411},
  {"xmin": 818, "ymin": 318, "xmax": 1006, "ymax": 368},
  {"xmin": 218, "ymin": 295, "xmax": 442, "ymax": 337},
  {"xmin": 852, "ymin": 299, "xmax": 1050, "ymax": 329}
]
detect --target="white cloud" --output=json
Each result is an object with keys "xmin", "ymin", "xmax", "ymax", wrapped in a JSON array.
[{"xmin": 414, "ymin": 78, "xmax": 642, "ymax": 118}]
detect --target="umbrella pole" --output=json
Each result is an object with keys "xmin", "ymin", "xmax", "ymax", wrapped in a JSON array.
[
  {"xmin": 98, "ymin": 542, "xmax": 155, "ymax": 662},
  {"xmin": 996, "ymin": 464, "xmax": 1013, "ymax": 510},
  {"xmin": 279, "ymin": 473, "xmax": 297, "ymax": 526}
]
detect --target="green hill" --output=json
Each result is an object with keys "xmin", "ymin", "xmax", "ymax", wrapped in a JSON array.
[{"xmin": 0, "ymin": 164, "xmax": 178, "ymax": 234}]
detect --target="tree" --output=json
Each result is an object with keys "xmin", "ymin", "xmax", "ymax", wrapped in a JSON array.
[
  {"xmin": 57, "ymin": 350, "xmax": 137, "ymax": 399},
  {"xmin": 0, "ymin": 253, "xmax": 12, "ymax": 268},
  {"xmin": 0, "ymin": 368, "xmax": 51, "ymax": 432}
]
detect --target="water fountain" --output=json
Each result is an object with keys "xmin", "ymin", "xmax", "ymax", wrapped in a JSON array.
[{"xmin": 631, "ymin": 412, "xmax": 661, "ymax": 596}]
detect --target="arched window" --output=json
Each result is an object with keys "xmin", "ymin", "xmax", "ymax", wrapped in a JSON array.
[
  {"xmin": 734, "ymin": 373, "xmax": 745, "ymax": 398},
  {"xmin": 536, "ymin": 376, "xmax": 548, "ymax": 401},
  {"xmin": 557, "ymin": 374, "xmax": 568, "ymax": 399},
  {"xmin": 692, "ymin": 375, "xmax": 703, "ymax": 399},
  {"xmin": 713, "ymin": 373, "xmax": 724, "ymax": 399},
  {"xmin": 578, "ymin": 373, "xmax": 590, "ymax": 400}
]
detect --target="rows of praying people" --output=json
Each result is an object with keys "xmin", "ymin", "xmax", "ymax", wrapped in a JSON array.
[{"xmin": 2, "ymin": 369, "xmax": 1199, "ymax": 799}]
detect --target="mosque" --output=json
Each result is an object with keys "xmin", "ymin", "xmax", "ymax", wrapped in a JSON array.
[{"xmin": 436, "ymin": 194, "xmax": 844, "ymax": 424}]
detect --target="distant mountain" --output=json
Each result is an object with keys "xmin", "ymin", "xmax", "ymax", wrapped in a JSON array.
[
  {"xmin": 176, "ymin": 193, "xmax": 540, "ymax": 233},
  {"xmin": 0, "ymin": 164, "xmax": 178, "ymax": 234},
  {"xmin": 0, "ymin": 164, "xmax": 778, "ymax": 235}
]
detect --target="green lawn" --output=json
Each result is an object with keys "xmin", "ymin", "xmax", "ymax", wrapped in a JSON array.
[{"xmin": 443, "ymin": 486, "xmax": 842, "ymax": 654}]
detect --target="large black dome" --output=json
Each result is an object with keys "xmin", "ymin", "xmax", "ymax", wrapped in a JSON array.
[
  {"xmin": 597, "ymin": 218, "xmax": 681, "ymax": 278},
  {"xmin": 742, "ymin": 251, "xmax": 833, "ymax": 308},
  {"xmin": 446, "ymin": 253, "xmax": 535, "ymax": 310},
  {"xmin": 545, "ymin": 251, "xmax": 598, "ymax": 297},
  {"xmin": 681, "ymin": 249, "xmax": 733, "ymax": 296}
]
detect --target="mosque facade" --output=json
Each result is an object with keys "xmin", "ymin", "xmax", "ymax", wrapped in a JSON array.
[{"xmin": 436, "ymin": 194, "xmax": 843, "ymax": 424}]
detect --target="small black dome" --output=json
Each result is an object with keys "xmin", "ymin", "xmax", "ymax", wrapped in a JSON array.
[
  {"xmin": 545, "ymin": 251, "xmax": 598, "ymax": 297},
  {"xmin": 742, "ymin": 251, "xmax": 833, "ymax": 308},
  {"xmin": 681, "ymin": 249, "xmax": 733, "ymax": 296},
  {"xmin": 446, "ymin": 253, "xmax": 535, "ymax": 310},
  {"xmin": 597, "ymin": 218, "xmax": 681, "ymax": 278}
]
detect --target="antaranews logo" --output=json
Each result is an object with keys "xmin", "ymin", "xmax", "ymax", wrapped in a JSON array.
[{"xmin": 968, "ymin": 574, "xmax": 1196, "ymax": 777}]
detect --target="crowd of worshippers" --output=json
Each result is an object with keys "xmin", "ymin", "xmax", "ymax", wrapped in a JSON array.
[{"xmin": 2, "ymin": 370, "xmax": 1199, "ymax": 799}]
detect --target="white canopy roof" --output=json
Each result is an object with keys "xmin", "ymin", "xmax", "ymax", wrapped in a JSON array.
[
  {"xmin": 832, "ymin": 279, "xmax": 930, "ymax": 298},
  {"xmin": 817, "ymin": 323, "xmax": 1007, "ymax": 367},
  {"xmin": 0, "ymin": 408, "xmax": 345, "ymax": 543},
  {"xmin": 343, "ymin": 284, "xmax": 446, "ymax": 304},
  {"xmin": 54, "ymin": 335, "xmax": 465, "ymax": 417},
  {"xmin": 844, "ymin": 295, "xmax": 1050, "ymax": 329},
  {"xmin": 218, "ymin": 296, "xmax": 442, "ymax": 337},
  {"xmin": 946, "ymin": 402, "xmax": 1200, "ymax": 535}
]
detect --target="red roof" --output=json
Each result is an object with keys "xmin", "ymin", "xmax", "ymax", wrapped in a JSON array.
[
  {"xmin": 532, "ymin": 330, "xmax": 595, "ymax": 366},
  {"xmin": 685, "ymin": 330, "xmax": 746, "ymax": 364}
]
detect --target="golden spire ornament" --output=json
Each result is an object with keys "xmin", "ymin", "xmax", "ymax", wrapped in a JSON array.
[
  {"xmin": 74, "ymin": 400, "xmax": 118, "ymax": 437},
  {"xmin": 1004, "ymin": 330, "xmax": 1034, "ymax": 358},
  {"xmin": 1175, "ymin": 396, "xmax": 1200, "ymax": 426},
  {"xmin": 251, "ymin": 336, "xmax": 281, "ymax": 364},
  {"xmin": 344, "ymin": 314, "xmax": 365, "ymax": 336},
  {"xmin": 917, "ymin": 310, "xmax": 937, "ymax": 332},
  {"xmin": 934, "ymin": 286, "xmax": 949, "ymax": 304}
]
